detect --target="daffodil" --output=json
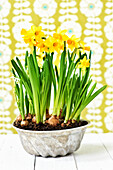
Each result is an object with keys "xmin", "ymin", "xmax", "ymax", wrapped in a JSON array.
[
  {"xmin": 84, "ymin": 46, "xmax": 90, "ymax": 51},
  {"xmin": 21, "ymin": 28, "xmax": 27, "ymax": 35},
  {"xmin": 30, "ymin": 25, "xmax": 44, "ymax": 40},
  {"xmin": 36, "ymin": 49, "xmax": 45, "ymax": 68},
  {"xmin": 67, "ymin": 35, "xmax": 80, "ymax": 51},
  {"xmin": 21, "ymin": 25, "xmax": 45, "ymax": 46},
  {"xmin": 36, "ymin": 39, "xmax": 49, "ymax": 53},
  {"xmin": 79, "ymin": 41, "xmax": 90, "ymax": 52},
  {"xmin": 45, "ymin": 37, "xmax": 61, "ymax": 53},
  {"xmin": 79, "ymin": 41, "xmax": 85, "ymax": 48},
  {"xmin": 53, "ymin": 28, "xmax": 68, "ymax": 41},
  {"xmin": 24, "ymin": 36, "xmax": 35, "ymax": 46},
  {"xmin": 21, "ymin": 28, "xmax": 35, "ymax": 46},
  {"xmin": 54, "ymin": 52, "xmax": 61, "ymax": 68},
  {"xmin": 78, "ymin": 56, "xmax": 90, "ymax": 69}
]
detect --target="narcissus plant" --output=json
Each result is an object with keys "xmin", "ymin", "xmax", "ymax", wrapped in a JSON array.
[{"xmin": 12, "ymin": 25, "xmax": 107, "ymax": 130}]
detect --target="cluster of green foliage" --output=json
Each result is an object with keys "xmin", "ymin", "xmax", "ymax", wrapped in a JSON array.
[{"xmin": 11, "ymin": 43, "xmax": 107, "ymax": 124}]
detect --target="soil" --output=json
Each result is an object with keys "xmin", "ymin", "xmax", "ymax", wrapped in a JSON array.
[{"xmin": 13, "ymin": 118, "xmax": 88, "ymax": 131}]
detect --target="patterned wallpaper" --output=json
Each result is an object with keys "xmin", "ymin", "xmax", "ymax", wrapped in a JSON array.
[{"xmin": 0, "ymin": 0, "xmax": 113, "ymax": 134}]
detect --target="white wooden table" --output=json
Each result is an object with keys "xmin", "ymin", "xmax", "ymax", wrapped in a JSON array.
[{"xmin": 0, "ymin": 133, "xmax": 113, "ymax": 170}]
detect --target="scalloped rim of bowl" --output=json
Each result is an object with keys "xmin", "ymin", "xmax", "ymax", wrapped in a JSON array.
[{"xmin": 12, "ymin": 119, "xmax": 91, "ymax": 134}]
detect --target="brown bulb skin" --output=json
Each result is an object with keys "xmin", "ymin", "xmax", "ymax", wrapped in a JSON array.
[
  {"xmin": 26, "ymin": 113, "xmax": 32, "ymax": 120},
  {"xmin": 47, "ymin": 115, "xmax": 59, "ymax": 127},
  {"xmin": 16, "ymin": 115, "xmax": 22, "ymax": 122},
  {"xmin": 61, "ymin": 123, "xmax": 65, "ymax": 127},
  {"xmin": 66, "ymin": 120, "xmax": 71, "ymax": 126},
  {"xmin": 32, "ymin": 116, "xmax": 36, "ymax": 123},
  {"xmin": 21, "ymin": 120, "xmax": 28, "ymax": 127}
]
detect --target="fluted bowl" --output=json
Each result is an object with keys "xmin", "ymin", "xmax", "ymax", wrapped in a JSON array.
[{"xmin": 13, "ymin": 120, "xmax": 90, "ymax": 157}]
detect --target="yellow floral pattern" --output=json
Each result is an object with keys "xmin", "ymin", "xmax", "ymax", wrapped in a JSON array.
[{"xmin": 0, "ymin": 0, "xmax": 112, "ymax": 133}]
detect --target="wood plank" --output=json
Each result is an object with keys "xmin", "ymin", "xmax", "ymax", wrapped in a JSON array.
[
  {"xmin": 99, "ymin": 133, "xmax": 113, "ymax": 160},
  {"xmin": 74, "ymin": 133, "xmax": 113, "ymax": 170},
  {"xmin": 0, "ymin": 135, "xmax": 34, "ymax": 170},
  {"xmin": 0, "ymin": 135, "xmax": 6, "ymax": 151},
  {"xmin": 35, "ymin": 154, "xmax": 77, "ymax": 170}
]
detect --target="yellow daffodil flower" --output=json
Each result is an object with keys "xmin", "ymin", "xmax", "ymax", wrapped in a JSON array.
[
  {"xmin": 67, "ymin": 35, "xmax": 80, "ymax": 51},
  {"xmin": 37, "ymin": 57, "xmax": 43, "ymax": 68},
  {"xmin": 24, "ymin": 36, "xmax": 35, "ymax": 46},
  {"xmin": 45, "ymin": 37, "xmax": 61, "ymax": 53},
  {"xmin": 79, "ymin": 41, "xmax": 85, "ymax": 48},
  {"xmin": 79, "ymin": 41, "xmax": 90, "ymax": 52},
  {"xmin": 84, "ymin": 46, "xmax": 90, "ymax": 51},
  {"xmin": 36, "ymin": 49, "xmax": 45, "ymax": 68},
  {"xmin": 21, "ymin": 26, "xmax": 91, "ymax": 56},
  {"xmin": 30, "ymin": 25, "xmax": 44, "ymax": 40},
  {"xmin": 53, "ymin": 28, "xmax": 68, "ymax": 41},
  {"xmin": 36, "ymin": 39, "xmax": 49, "ymax": 53},
  {"xmin": 54, "ymin": 52, "xmax": 61, "ymax": 67},
  {"xmin": 21, "ymin": 28, "xmax": 35, "ymax": 46},
  {"xmin": 21, "ymin": 28, "xmax": 27, "ymax": 35},
  {"xmin": 21, "ymin": 25, "xmax": 45, "ymax": 46},
  {"xmin": 78, "ymin": 56, "xmax": 90, "ymax": 69}
]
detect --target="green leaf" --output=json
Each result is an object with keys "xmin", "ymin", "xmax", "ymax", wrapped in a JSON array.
[
  {"xmin": 27, "ymin": 54, "xmax": 40, "ymax": 123},
  {"xmin": 85, "ymin": 82, "xmax": 97, "ymax": 100},
  {"xmin": 67, "ymin": 50, "xmax": 71, "ymax": 66},
  {"xmin": 48, "ymin": 54, "xmax": 56, "ymax": 101},
  {"xmin": 15, "ymin": 83, "xmax": 20, "ymax": 99},
  {"xmin": 25, "ymin": 91, "xmax": 29, "ymax": 115},
  {"xmin": 11, "ymin": 59, "xmax": 33, "ymax": 99},
  {"xmin": 32, "ymin": 47, "xmax": 40, "ymax": 95},
  {"xmin": 73, "ymin": 85, "xmax": 107, "ymax": 120},
  {"xmin": 25, "ymin": 51, "xmax": 28, "ymax": 70},
  {"xmin": 55, "ymin": 65, "xmax": 59, "ymax": 83},
  {"xmin": 11, "ymin": 68, "xmax": 17, "ymax": 77},
  {"xmin": 20, "ymin": 80, "xmax": 25, "ymax": 120}
]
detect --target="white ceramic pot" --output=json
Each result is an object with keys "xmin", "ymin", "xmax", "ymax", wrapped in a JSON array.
[{"xmin": 13, "ymin": 120, "xmax": 90, "ymax": 157}]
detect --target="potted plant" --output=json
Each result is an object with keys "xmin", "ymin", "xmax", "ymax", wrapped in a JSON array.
[{"xmin": 12, "ymin": 25, "xmax": 107, "ymax": 157}]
